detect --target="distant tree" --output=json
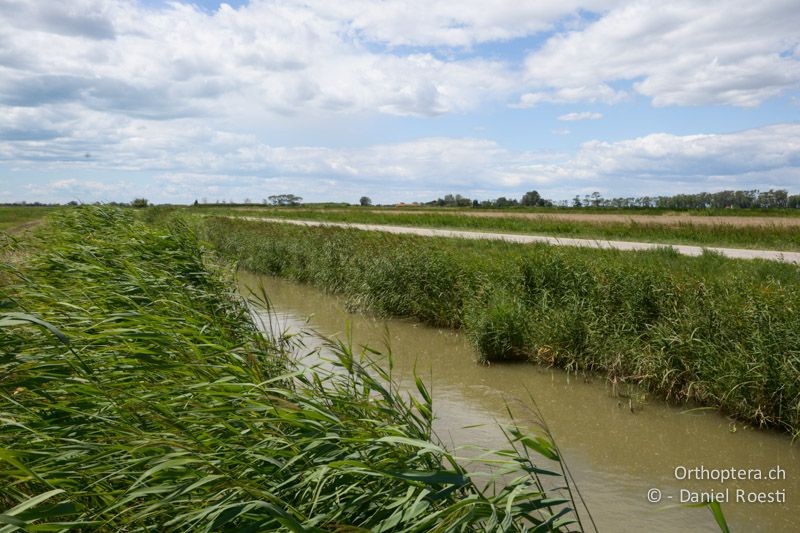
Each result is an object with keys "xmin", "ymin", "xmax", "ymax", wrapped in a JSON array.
[
  {"xmin": 520, "ymin": 190, "xmax": 541, "ymax": 206},
  {"xmin": 774, "ymin": 189, "xmax": 789, "ymax": 208},
  {"xmin": 268, "ymin": 194, "xmax": 303, "ymax": 206},
  {"xmin": 452, "ymin": 194, "xmax": 470, "ymax": 207},
  {"xmin": 131, "ymin": 198, "xmax": 149, "ymax": 208},
  {"xmin": 193, "ymin": 199, "xmax": 199, "ymax": 207},
  {"xmin": 359, "ymin": 196, "xmax": 372, "ymax": 206},
  {"xmin": 572, "ymin": 195, "xmax": 582, "ymax": 208},
  {"xmin": 472, "ymin": 199, "xmax": 479, "ymax": 208}
]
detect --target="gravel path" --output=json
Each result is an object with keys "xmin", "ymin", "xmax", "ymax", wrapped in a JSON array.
[{"xmin": 238, "ymin": 217, "xmax": 800, "ymax": 264}]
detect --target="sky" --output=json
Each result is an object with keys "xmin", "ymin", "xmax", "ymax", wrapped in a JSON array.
[{"xmin": 1, "ymin": 0, "xmax": 799, "ymax": 205}]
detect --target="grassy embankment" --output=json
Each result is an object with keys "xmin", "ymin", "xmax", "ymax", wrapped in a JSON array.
[
  {"xmin": 198, "ymin": 206, "xmax": 800, "ymax": 251},
  {"xmin": 203, "ymin": 217, "xmax": 800, "ymax": 438},
  {"xmin": 1, "ymin": 207, "xmax": 582, "ymax": 531}
]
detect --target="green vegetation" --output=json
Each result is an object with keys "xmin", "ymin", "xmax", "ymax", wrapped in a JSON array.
[
  {"xmin": 196, "ymin": 206, "xmax": 800, "ymax": 251},
  {"xmin": 424, "ymin": 188, "xmax": 800, "ymax": 209},
  {"xmin": 1, "ymin": 207, "xmax": 582, "ymax": 531},
  {"xmin": 203, "ymin": 217, "xmax": 800, "ymax": 437},
  {"xmin": 0, "ymin": 206, "xmax": 57, "ymax": 233}
]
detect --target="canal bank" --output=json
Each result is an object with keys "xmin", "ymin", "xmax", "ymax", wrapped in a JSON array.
[{"xmin": 240, "ymin": 271, "xmax": 798, "ymax": 532}]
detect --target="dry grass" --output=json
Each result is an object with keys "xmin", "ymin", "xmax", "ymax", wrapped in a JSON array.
[{"xmin": 381, "ymin": 209, "xmax": 800, "ymax": 227}]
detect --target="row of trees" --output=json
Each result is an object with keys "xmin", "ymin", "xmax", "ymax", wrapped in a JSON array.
[
  {"xmin": 426, "ymin": 191, "xmax": 554, "ymax": 208},
  {"xmin": 423, "ymin": 189, "xmax": 800, "ymax": 210},
  {"xmin": 10, "ymin": 188, "xmax": 798, "ymax": 210},
  {"xmin": 569, "ymin": 189, "xmax": 800, "ymax": 209}
]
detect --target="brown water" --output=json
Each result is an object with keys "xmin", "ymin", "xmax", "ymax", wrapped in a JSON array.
[{"xmin": 239, "ymin": 272, "xmax": 798, "ymax": 533}]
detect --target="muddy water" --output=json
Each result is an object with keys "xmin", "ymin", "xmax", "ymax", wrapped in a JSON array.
[{"xmin": 239, "ymin": 272, "xmax": 798, "ymax": 533}]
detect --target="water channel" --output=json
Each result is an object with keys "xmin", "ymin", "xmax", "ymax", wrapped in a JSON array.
[{"xmin": 239, "ymin": 271, "xmax": 797, "ymax": 532}]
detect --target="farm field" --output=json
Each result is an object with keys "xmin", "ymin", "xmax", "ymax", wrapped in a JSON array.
[
  {"xmin": 387, "ymin": 208, "xmax": 800, "ymax": 226},
  {"xmin": 0, "ymin": 206, "xmax": 58, "ymax": 233},
  {"xmin": 0, "ymin": 207, "xmax": 579, "ymax": 531},
  {"xmin": 195, "ymin": 205, "xmax": 800, "ymax": 252},
  {"xmin": 202, "ymin": 216, "xmax": 800, "ymax": 437}
]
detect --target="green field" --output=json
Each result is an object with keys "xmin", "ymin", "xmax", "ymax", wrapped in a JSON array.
[
  {"xmin": 194, "ymin": 206, "xmax": 800, "ymax": 251},
  {"xmin": 1, "ymin": 207, "xmax": 581, "ymax": 531},
  {"xmin": 202, "ymin": 216, "xmax": 800, "ymax": 437},
  {"xmin": 0, "ymin": 206, "xmax": 58, "ymax": 233}
]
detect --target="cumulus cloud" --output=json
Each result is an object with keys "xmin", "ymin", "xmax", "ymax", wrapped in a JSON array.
[
  {"xmin": 2, "ymin": 1, "xmax": 800, "ymax": 204},
  {"xmin": 571, "ymin": 124, "xmax": 800, "ymax": 179},
  {"xmin": 514, "ymin": 85, "xmax": 628, "ymax": 107},
  {"xmin": 303, "ymin": 0, "xmax": 621, "ymax": 47},
  {"xmin": 524, "ymin": 0, "xmax": 800, "ymax": 107},
  {"xmin": 8, "ymin": 121, "xmax": 800, "ymax": 203},
  {"xmin": 0, "ymin": 0, "xmax": 116, "ymax": 40},
  {"xmin": 149, "ymin": 123, "xmax": 800, "ymax": 200},
  {"xmin": 558, "ymin": 111, "xmax": 603, "ymax": 121},
  {"xmin": 0, "ymin": 0, "xmax": 527, "ymax": 120},
  {"xmin": 0, "ymin": 1, "xmax": 796, "ymax": 129}
]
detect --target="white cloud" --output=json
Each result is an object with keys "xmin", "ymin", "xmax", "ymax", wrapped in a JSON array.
[
  {"xmin": 0, "ymin": 0, "xmax": 796, "ymax": 130},
  {"xmin": 11, "ymin": 122, "xmax": 800, "ymax": 203},
  {"xmin": 2, "ymin": 1, "xmax": 800, "ymax": 204},
  {"xmin": 0, "ymin": 0, "xmax": 529, "ymax": 120},
  {"xmin": 570, "ymin": 124, "xmax": 800, "ymax": 179},
  {"xmin": 558, "ymin": 111, "xmax": 603, "ymax": 121},
  {"xmin": 22, "ymin": 177, "xmax": 134, "ymax": 201},
  {"xmin": 513, "ymin": 85, "xmax": 628, "ymax": 107},
  {"xmin": 524, "ymin": 0, "xmax": 800, "ymax": 107},
  {"xmin": 303, "ymin": 0, "xmax": 621, "ymax": 47}
]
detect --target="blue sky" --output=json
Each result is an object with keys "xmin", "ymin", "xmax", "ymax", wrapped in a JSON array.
[{"xmin": 1, "ymin": 0, "xmax": 799, "ymax": 204}]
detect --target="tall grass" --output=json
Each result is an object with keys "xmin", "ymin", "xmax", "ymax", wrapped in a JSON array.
[
  {"xmin": 202, "ymin": 217, "xmax": 800, "ymax": 437},
  {"xmin": 1, "ymin": 207, "xmax": 581, "ymax": 531},
  {"xmin": 196, "ymin": 206, "xmax": 800, "ymax": 251}
]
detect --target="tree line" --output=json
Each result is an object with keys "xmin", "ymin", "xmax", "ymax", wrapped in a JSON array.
[
  {"xmin": 5, "ymin": 188, "xmax": 799, "ymax": 210},
  {"xmin": 426, "ymin": 191, "xmax": 554, "ymax": 208},
  {"xmin": 425, "ymin": 189, "xmax": 800, "ymax": 209},
  {"xmin": 569, "ymin": 189, "xmax": 799, "ymax": 209}
]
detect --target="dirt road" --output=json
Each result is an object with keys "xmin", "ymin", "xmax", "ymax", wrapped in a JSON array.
[{"xmin": 238, "ymin": 217, "xmax": 800, "ymax": 264}]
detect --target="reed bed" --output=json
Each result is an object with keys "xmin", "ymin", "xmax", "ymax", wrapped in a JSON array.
[
  {"xmin": 202, "ymin": 217, "xmax": 800, "ymax": 437},
  {"xmin": 200, "ymin": 207, "xmax": 800, "ymax": 251},
  {"xmin": 0, "ymin": 207, "xmax": 580, "ymax": 531}
]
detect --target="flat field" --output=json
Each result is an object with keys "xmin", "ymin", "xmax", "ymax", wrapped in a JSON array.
[
  {"xmin": 194, "ymin": 205, "xmax": 800, "ymax": 251},
  {"xmin": 0, "ymin": 206, "xmax": 58, "ymax": 233}
]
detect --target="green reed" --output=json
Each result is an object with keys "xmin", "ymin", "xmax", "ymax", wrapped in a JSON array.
[
  {"xmin": 201, "ymin": 217, "xmax": 800, "ymax": 437},
  {"xmin": 0, "ymin": 207, "xmax": 580, "ymax": 531}
]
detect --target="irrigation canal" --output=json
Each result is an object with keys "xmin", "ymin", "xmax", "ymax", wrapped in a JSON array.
[{"xmin": 240, "ymin": 271, "xmax": 797, "ymax": 532}]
